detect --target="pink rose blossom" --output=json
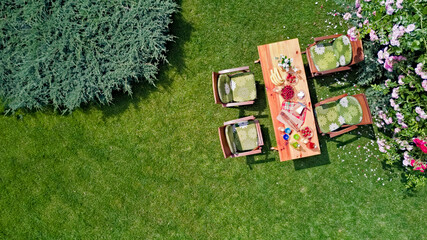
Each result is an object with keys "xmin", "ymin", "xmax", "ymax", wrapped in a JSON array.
[
  {"xmin": 364, "ymin": 19, "xmax": 369, "ymax": 25},
  {"xmin": 384, "ymin": 57, "xmax": 394, "ymax": 72},
  {"xmin": 415, "ymin": 107, "xmax": 427, "ymax": 119},
  {"xmin": 390, "ymin": 38, "xmax": 400, "ymax": 46},
  {"xmin": 392, "ymin": 56, "xmax": 406, "ymax": 62},
  {"xmin": 390, "ymin": 99, "xmax": 399, "ymax": 111},
  {"xmin": 377, "ymin": 50, "xmax": 384, "ymax": 63},
  {"xmin": 398, "ymin": 75, "xmax": 405, "ymax": 85},
  {"xmin": 343, "ymin": 13, "xmax": 352, "ymax": 20},
  {"xmin": 394, "ymin": 105, "xmax": 400, "ymax": 111},
  {"xmin": 396, "ymin": 119, "xmax": 408, "ymax": 128},
  {"xmin": 386, "ymin": 5, "xmax": 394, "ymax": 15},
  {"xmin": 394, "ymin": 128, "xmax": 400, "ymax": 134},
  {"xmin": 403, "ymin": 158, "xmax": 410, "ymax": 166},
  {"xmin": 369, "ymin": 30, "xmax": 378, "ymax": 41},
  {"xmin": 355, "ymin": 0, "xmax": 361, "ymax": 8},
  {"xmin": 396, "ymin": 112, "xmax": 403, "ymax": 120},
  {"xmin": 347, "ymin": 27, "xmax": 358, "ymax": 41},
  {"xmin": 377, "ymin": 47, "xmax": 390, "ymax": 64},
  {"xmin": 385, "ymin": 79, "xmax": 391, "ymax": 87},
  {"xmin": 415, "ymin": 63, "xmax": 427, "ymax": 79},
  {"xmin": 405, "ymin": 24, "xmax": 415, "ymax": 33},
  {"xmin": 413, "ymin": 138, "xmax": 427, "ymax": 153},
  {"xmin": 415, "ymin": 63, "xmax": 423, "ymax": 75},
  {"xmin": 372, "ymin": 11, "xmax": 376, "ymax": 15},
  {"xmin": 356, "ymin": 9, "xmax": 363, "ymax": 18},
  {"xmin": 422, "ymin": 80, "xmax": 427, "ymax": 91},
  {"xmin": 396, "ymin": 0, "xmax": 403, "ymax": 9},
  {"xmin": 392, "ymin": 88, "xmax": 399, "ymax": 99}
]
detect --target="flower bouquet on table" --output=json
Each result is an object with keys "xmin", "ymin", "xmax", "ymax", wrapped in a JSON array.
[{"xmin": 278, "ymin": 55, "xmax": 298, "ymax": 73}]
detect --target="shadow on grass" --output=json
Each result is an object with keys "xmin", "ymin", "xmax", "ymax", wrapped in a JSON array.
[
  {"xmin": 237, "ymin": 82, "xmax": 268, "ymax": 117},
  {"xmin": 328, "ymin": 125, "xmax": 376, "ymax": 147},
  {"xmin": 245, "ymin": 125, "xmax": 276, "ymax": 170},
  {"xmin": 293, "ymin": 134, "xmax": 330, "ymax": 170}
]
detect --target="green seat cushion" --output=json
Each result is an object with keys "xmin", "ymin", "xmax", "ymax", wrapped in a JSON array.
[
  {"xmin": 230, "ymin": 72, "xmax": 257, "ymax": 102},
  {"xmin": 337, "ymin": 96, "xmax": 363, "ymax": 125},
  {"xmin": 315, "ymin": 102, "xmax": 342, "ymax": 133},
  {"xmin": 333, "ymin": 35, "xmax": 352, "ymax": 66},
  {"xmin": 309, "ymin": 43, "xmax": 339, "ymax": 72},
  {"xmin": 232, "ymin": 121, "xmax": 259, "ymax": 152},
  {"xmin": 225, "ymin": 125, "xmax": 237, "ymax": 154},
  {"xmin": 218, "ymin": 74, "xmax": 233, "ymax": 103}
]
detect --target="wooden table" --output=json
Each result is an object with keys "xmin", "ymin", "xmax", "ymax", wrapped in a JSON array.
[{"xmin": 257, "ymin": 38, "xmax": 321, "ymax": 161}]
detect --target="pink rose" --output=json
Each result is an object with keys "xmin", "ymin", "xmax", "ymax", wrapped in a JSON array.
[
  {"xmin": 343, "ymin": 13, "xmax": 352, "ymax": 20},
  {"xmin": 369, "ymin": 30, "xmax": 378, "ymax": 41},
  {"xmin": 406, "ymin": 24, "xmax": 416, "ymax": 33},
  {"xmin": 413, "ymin": 138, "xmax": 427, "ymax": 153},
  {"xmin": 396, "ymin": 0, "xmax": 403, "ymax": 9},
  {"xmin": 398, "ymin": 75, "xmax": 405, "ymax": 85},
  {"xmin": 422, "ymin": 80, "xmax": 427, "ymax": 91}
]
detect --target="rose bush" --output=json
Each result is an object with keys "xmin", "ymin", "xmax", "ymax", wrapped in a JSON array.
[{"xmin": 341, "ymin": 0, "xmax": 426, "ymax": 188}]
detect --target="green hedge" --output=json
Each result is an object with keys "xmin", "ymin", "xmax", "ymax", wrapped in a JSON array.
[{"xmin": 0, "ymin": 0, "xmax": 177, "ymax": 112}]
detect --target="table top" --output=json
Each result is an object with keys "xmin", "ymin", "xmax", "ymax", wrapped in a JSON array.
[{"xmin": 257, "ymin": 38, "xmax": 321, "ymax": 161}]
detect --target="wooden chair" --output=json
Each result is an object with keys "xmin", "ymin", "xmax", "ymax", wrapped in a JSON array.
[
  {"xmin": 304, "ymin": 34, "xmax": 364, "ymax": 78},
  {"xmin": 314, "ymin": 93, "xmax": 373, "ymax": 138},
  {"xmin": 218, "ymin": 116, "xmax": 264, "ymax": 158},
  {"xmin": 212, "ymin": 66, "xmax": 256, "ymax": 107}
]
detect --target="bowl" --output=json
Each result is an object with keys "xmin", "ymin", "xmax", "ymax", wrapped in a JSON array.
[
  {"xmin": 281, "ymin": 85, "xmax": 295, "ymax": 101},
  {"xmin": 301, "ymin": 126, "xmax": 313, "ymax": 139}
]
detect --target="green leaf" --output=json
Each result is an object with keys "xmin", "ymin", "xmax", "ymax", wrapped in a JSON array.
[{"xmin": 411, "ymin": 40, "xmax": 421, "ymax": 50}]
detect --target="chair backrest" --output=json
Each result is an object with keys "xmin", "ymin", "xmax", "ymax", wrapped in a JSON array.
[
  {"xmin": 212, "ymin": 71, "xmax": 222, "ymax": 104},
  {"xmin": 218, "ymin": 125, "xmax": 233, "ymax": 158}
]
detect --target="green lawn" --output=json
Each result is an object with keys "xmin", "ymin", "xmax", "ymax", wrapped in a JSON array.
[{"xmin": 1, "ymin": 0, "xmax": 426, "ymax": 239}]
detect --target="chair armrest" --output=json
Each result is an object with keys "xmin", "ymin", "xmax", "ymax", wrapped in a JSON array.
[
  {"xmin": 224, "ymin": 115, "xmax": 255, "ymax": 125},
  {"xmin": 234, "ymin": 148, "xmax": 262, "ymax": 157},
  {"xmin": 315, "ymin": 94, "xmax": 348, "ymax": 107},
  {"xmin": 329, "ymin": 125, "xmax": 358, "ymax": 138},
  {"xmin": 218, "ymin": 66, "xmax": 250, "ymax": 75},
  {"xmin": 314, "ymin": 34, "xmax": 342, "ymax": 42},
  {"xmin": 223, "ymin": 101, "xmax": 255, "ymax": 107}
]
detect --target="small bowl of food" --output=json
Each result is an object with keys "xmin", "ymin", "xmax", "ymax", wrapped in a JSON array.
[
  {"xmin": 297, "ymin": 90, "xmax": 305, "ymax": 100},
  {"xmin": 281, "ymin": 85, "xmax": 295, "ymax": 101},
  {"xmin": 301, "ymin": 126, "xmax": 313, "ymax": 139}
]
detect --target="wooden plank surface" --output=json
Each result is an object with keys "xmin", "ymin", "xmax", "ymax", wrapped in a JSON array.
[{"xmin": 257, "ymin": 39, "xmax": 321, "ymax": 161}]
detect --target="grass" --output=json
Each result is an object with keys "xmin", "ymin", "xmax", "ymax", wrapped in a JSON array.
[{"xmin": 1, "ymin": 0, "xmax": 426, "ymax": 239}]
